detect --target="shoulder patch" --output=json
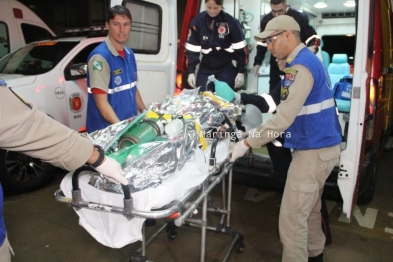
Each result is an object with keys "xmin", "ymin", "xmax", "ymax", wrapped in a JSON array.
[
  {"xmin": 93, "ymin": 61, "xmax": 103, "ymax": 71},
  {"xmin": 280, "ymin": 67, "xmax": 298, "ymax": 101}
]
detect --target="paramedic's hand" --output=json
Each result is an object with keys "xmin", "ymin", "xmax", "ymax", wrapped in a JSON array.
[
  {"xmin": 94, "ymin": 157, "xmax": 128, "ymax": 185},
  {"xmin": 230, "ymin": 140, "xmax": 250, "ymax": 162},
  {"xmin": 188, "ymin": 73, "xmax": 197, "ymax": 88},
  {"xmin": 234, "ymin": 73, "xmax": 244, "ymax": 89},
  {"xmin": 253, "ymin": 65, "xmax": 261, "ymax": 77}
]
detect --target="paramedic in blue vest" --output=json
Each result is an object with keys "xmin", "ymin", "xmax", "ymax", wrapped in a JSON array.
[
  {"xmin": 253, "ymin": 0, "xmax": 320, "ymax": 204},
  {"xmin": 230, "ymin": 15, "xmax": 342, "ymax": 262},
  {"xmin": 185, "ymin": 0, "xmax": 248, "ymax": 91},
  {"xmin": 239, "ymin": 64, "xmax": 332, "ymax": 246},
  {"xmin": 0, "ymin": 79, "xmax": 128, "ymax": 261},
  {"xmin": 86, "ymin": 5, "xmax": 146, "ymax": 133}
]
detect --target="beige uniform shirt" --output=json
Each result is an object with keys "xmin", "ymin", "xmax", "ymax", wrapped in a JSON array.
[
  {"xmin": 88, "ymin": 37, "xmax": 116, "ymax": 93},
  {"xmin": 246, "ymin": 43, "xmax": 314, "ymax": 148},
  {"xmin": 0, "ymin": 86, "xmax": 93, "ymax": 171}
]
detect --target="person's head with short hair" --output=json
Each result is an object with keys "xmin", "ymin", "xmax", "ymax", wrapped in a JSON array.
[
  {"xmin": 205, "ymin": 0, "xmax": 223, "ymax": 18},
  {"xmin": 106, "ymin": 5, "xmax": 132, "ymax": 50},
  {"xmin": 270, "ymin": 0, "xmax": 288, "ymax": 17},
  {"xmin": 254, "ymin": 15, "xmax": 301, "ymax": 60}
]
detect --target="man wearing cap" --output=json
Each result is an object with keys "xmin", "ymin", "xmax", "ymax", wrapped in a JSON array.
[
  {"xmin": 230, "ymin": 15, "xmax": 342, "ymax": 262},
  {"xmin": 252, "ymin": 0, "xmax": 319, "ymax": 217}
]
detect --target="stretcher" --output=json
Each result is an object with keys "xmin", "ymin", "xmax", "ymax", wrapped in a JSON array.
[
  {"xmin": 55, "ymin": 84, "xmax": 258, "ymax": 261},
  {"xmin": 55, "ymin": 136, "xmax": 244, "ymax": 261}
]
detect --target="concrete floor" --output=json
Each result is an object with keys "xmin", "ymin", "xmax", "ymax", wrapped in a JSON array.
[{"xmin": 3, "ymin": 149, "xmax": 393, "ymax": 262}]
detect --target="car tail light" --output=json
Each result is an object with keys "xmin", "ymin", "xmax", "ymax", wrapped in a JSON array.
[{"xmin": 174, "ymin": 72, "xmax": 182, "ymax": 96}]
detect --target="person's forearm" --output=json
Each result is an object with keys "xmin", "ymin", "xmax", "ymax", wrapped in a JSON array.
[
  {"xmin": 136, "ymin": 88, "xmax": 146, "ymax": 112},
  {"xmin": 94, "ymin": 95, "xmax": 120, "ymax": 124}
]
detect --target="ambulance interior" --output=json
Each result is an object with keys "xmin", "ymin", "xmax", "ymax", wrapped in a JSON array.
[{"xmin": 218, "ymin": 0, "xmax": 358, "ymax": 199}]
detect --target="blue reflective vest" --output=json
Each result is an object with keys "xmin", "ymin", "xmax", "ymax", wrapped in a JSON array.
[
  {"xmin": 284, "ymin": 48, "xmax": 342, "ymax": 150},
  {"xmin": 86, "ymin": 41, "xmax": 138, "ymax": 133}
]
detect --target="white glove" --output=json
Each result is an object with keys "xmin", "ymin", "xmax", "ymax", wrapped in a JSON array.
[
  {"xmin": 253, "ymin": 65, "xmax": 261, "ymax": 77},
  {"xmin": 94, "ymin": 156, "xmax": 128, "ymax": 185},
  {"xmin": 234, "ymin": 73, "xmax": 245, "ymax": 89},
  {"xmin": 229, "ymin": 140, "xmax": 250, "ymax": 162},
  {"xmin": 187, "ymin": 73, "xmax": 197, "ymax": 88}
]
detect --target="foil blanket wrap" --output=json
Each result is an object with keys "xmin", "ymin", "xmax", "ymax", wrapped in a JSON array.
[{"xmin": 88, "ymin": 88, "xmax": 243, "ymax": 194}]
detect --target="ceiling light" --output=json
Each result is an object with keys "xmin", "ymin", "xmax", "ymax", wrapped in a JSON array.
[
  {"xmin": 314, "ymin": 2, "xmax": 327, "ymax": 9},
  {"xmin": 343, "ymin": 1, "xmax": 356, "ymax": 7}
]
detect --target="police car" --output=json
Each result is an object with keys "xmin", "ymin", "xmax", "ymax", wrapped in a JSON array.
[{"xmin": 0, "ymin": 30, "xmax": 106, "ymax": 191}]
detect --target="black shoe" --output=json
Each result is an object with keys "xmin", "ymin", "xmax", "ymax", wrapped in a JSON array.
[
  {"xmin": 309, "ymin": 253, "xmax": 323, "ymax": 262},
  {"xmin": 145, "ymin": 219, "xmax": 156, "ymax": 227}
]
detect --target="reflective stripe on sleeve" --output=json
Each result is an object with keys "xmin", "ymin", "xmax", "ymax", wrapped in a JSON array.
[
  {"xmin": 297, "ymin": 98, "xmax": 335, "ymax": 116},
  {"xmin": 224, "ymin": 47, "xmax": 234, "ymax": 53},
  {"xmin": 271, "ymin": 139, "xmax": 283, "ymax": 147},
  {"xmin": 305, "ymin": 35, "xmax": 320, "ymax": 45},
  {"xmin": 88, "ymin": 81, "xmax": 136, "ymax": 94},
  {"xmin": 201, "ymin": 48, "xmax": 212, "ymax": 54},
  {"xmin": 257, "ymin": 41, "xmax": 267, "ymax": 47},
  {"xmin": 232, "ymin": 40, "xmax": 247, "ymax": 50},
  {"xmin": 260, "ymin": 93, "xmax": 277, "ymax": 113},
  {"xmin": 185, "ymin": 43, "xmax": 202, "ymax": 52}
]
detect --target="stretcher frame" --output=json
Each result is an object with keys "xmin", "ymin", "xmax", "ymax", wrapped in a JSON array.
[{"xmin": 54, "ymin": 136, "xmax": 245, "ymax": 262}]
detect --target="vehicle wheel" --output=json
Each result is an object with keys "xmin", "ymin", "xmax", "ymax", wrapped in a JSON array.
[
  {"xmin": 235, "ymin": 235, "xmax": 245, "ymax": 253},
  {"xmin": 166, "ymin": 221, "xmax": 178, "ymax": 240},
  {"xmin": 357, "ymin": 161, "xmax": 377, "ymax": 205},
  {"xmin": 0, "ymin": 149, "xmax": 54, "ymax": 192}
]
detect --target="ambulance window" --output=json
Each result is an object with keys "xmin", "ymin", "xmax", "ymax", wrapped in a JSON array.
[
  {"xmin": 321, "ymin": 35, "xmax": 356, "ymax": 65},
  {"xmin": 0, "ymin": 22, "xmax": 10, "ymax": 58},
  {"xmin": 123, "ymin": 0, "xmax": 161, "ymax": 54},
  {"xmin": 21, "ymin": 24, "xmax": 53, "ymax": 44}
]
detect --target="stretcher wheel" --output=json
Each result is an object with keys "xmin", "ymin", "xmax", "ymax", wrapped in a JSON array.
[
  {"xmin": 130, "ymin": 252, "xmax": 147, "ymax": 262},
  {"xmin": 235, "ymin": 235, "xmax": 245, "ymax": 253},
  {"xmin": 166, "ymin": 221, "xmax": 178, "ymax": 240}
]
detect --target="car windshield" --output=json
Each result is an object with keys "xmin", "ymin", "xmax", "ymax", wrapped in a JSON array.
[{"xmin": 0, "ymin": 41, "xmax": 79, "ymax": 75}]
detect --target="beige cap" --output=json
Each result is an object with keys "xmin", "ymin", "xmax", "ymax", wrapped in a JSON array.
[{"xmin": 254, "ymin": 15, "xmax": 300, "ymax": 41}]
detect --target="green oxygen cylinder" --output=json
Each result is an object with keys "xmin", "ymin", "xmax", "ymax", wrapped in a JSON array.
[
  {"xmin": 215, "ymin": 80, "xmax": 236, "ymax": 102},
  {"xmin": 118, "ymin": 119, "xmax": 163, "ymax": 149}
]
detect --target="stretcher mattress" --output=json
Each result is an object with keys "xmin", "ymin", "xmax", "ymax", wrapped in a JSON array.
[{"xmin": 60, "ymin": 138, "xmax": 230, "ymax": 248}]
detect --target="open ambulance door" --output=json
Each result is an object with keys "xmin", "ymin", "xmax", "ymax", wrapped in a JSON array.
[
  {"xmin": 110, "ymin": 0, "xmax": 177, "ymax": 107},
  {"xmin": 338, "ymin": 0, "xmax": 393, "ymax": 220}
]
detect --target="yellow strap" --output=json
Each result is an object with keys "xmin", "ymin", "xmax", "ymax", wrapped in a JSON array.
[
  {"xmin": 146, "ymin": 111, "xmax": 159, "ymax": 119},
  {"xmin": 194, "ymin": 119, "xmax": 207, "ymax": 150},
  {"xmin": 202, "ymin": 92, "xmax": 230, "ymax": 107}
]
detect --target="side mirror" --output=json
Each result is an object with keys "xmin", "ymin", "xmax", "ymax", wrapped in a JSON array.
[{"xmin": 64, "ymin": 63, "xmax": 87, "ymax": 80}]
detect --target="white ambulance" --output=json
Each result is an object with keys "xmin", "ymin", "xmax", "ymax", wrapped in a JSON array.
[{"xmin": 0, "ymin": 0, "xmax": 55, "ymax": 58}]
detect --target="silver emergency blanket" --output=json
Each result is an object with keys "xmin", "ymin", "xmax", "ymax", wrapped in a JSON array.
[{"xmin": 88, "ymin": 88, "xmax": 243, "ymax": 194}]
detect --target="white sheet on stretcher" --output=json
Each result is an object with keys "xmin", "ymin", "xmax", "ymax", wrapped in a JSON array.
[{"xmin": 60, "ymin": 138, "xmax": 230, "ymax": 248}]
